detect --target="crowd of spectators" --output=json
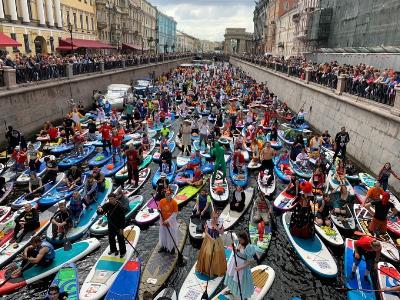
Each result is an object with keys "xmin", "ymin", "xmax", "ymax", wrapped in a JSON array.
[
  {"xmin": 0, "ymin": 52, "xmax": 191, "ymax": 85},
  {"xmin": 237, "ymin": 54, "xmax": 399, "ymax": 106}
]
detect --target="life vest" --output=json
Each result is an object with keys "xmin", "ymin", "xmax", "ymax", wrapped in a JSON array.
[
  {"xmin": 40, "ymin": 240, "xmax": 55, "ymax": 261},
  {"xmin": 70, "ymin": 197, "xmax": 83, "ymax": 212}
]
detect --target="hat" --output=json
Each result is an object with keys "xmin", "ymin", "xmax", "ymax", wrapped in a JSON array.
[
  {"xmin": 49, "ymin": 155, "xmax": 56, "ymax": 161},
  {"xmin": 160, "ymin": 172, "xmax": 166, "ymax": 178}
]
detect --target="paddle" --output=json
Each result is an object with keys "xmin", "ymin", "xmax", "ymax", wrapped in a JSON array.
[
  {"xmin": 153, "ymin": 195, "xmax": 185, "ymax": 266},
  {"xmin": 201, "ymin": 241, "xmax": 216, "ymax": 300},
  {"xmin": 230, "ymin": 231, "xmax": 243, "ymax": 300}
]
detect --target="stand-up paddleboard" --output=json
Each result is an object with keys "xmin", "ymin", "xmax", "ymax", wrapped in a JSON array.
[
  {"xmin": 273, "ymin": 187, "xmax": 296, "ymax": 211},
  {"xmin": 154, "ymin": 288, "xmax": 177, "ymax": 300},
  {"xmin": 377, "ymin": 261, "xmax": 400, "ymax": 300},
  {"xmin": 273, "ymin": 156, "xmax": 293, "ymax": 183},
  {"xmin": 359, "ymin": 172, "xmax": 376, "ymax": 189},
  {"xmin": 265, "ymin": 132, "xmax": 283, "ymax": 150},
  {"xmin": 282, "ymin": 212, "xmax": 338, "ymax": 278},
  {"xmin": 0, "ymin": 182, "xmax": 14, "ymax": 204},
  {"xmin": 11, "ymin": 173, "xmax": 66, "ymax": 209},
  {"xmin": 50, "ymin": 143, "xmax": 75, "ymax": 155},
  {"xmin": 47, "ymin": 262, "xmax": 80, "ymax": 300},
  {"xmin": 344, "ymin": 238, "xmax": 376, "ymax": 300},
  {"xmin": 329, "ymin": 192, "xmax": 355, "ymax": 231},
  {"xmin": 151, "ymin": 162, "xmax": 176, "ymax": 188},
  {"xmin": 176, "ymin": 154, "xmax": 191, "ymax": 168},
  {"xmin": 119, "ymin": 167, "xmax": 150, "ymax": 198},
  {"xmin": 212, "ymin": 265, "xmax": 276, "ymax": 300},
  {"xmin": 135, "ymin": 184, "xmax": 179, "ymax": 226},
  {"xmin": 90, "ymin": 195, "xmax": 143, "ymax": 235},
  {"xmin": 115, "ymin": 155, "xmax": 153, "ymax": 181},
  {"xmin": 326, "ymin": 170, "xmax": 354, "ymax": 196},
  {"xmin": 42, "ymin": 138, "xmax": 63, "ymax": 152},
  {"xmin": 257, "ymin": 172, "xmax": 276, "ymax": 197},
  {"xmin": 88, "ymin": 151, "xmax": 113, "ymax": 168},
  {"xmin": 0, "ymin": 238, "xmax": 100, "ymax": 296},
  {"xmin": 193, "ymin": 140, "xmax": 211, "ymax": 159},
  {"xmin": 105, "ymin": 258, "xmax": 141, "ymax": 300},
  {"xmin": 101, "ymin": 156, "xmax": 127, "ymax": 177},
  {"xmin": 353, "ymin": 204, "xmax": 399, "ymax": 262},
  {"xmin": 80, "ymin": 226, "xmax": 140, "ymax": 300},
  {"xmin": 174, "ymin": 177, "xmax": 208, "ymax": 207},
  {"xmin": 314, "ymin": 222, "xmax": 343, "ymax": 247},
  {"xmin": 249, "ymin": 200, "xmax": 272, "ymax": 252},
  {"xmin": 58, "ymin": 146, "xmax": 96, "ymax": 170},
  {"xmin": 155, "ymin": 131, "xmax": 175, "ymax": 145},
  {"xmin": 289, "ymin": 160, "xmax": 312, "ymax": 179},
  {"xmin": 210, "ymin": 171, "xmax": 229, "ymax": 202},
  {"xmin": 138, "ymin": 221, "xmax": 187, "ymax": 298},
  {"xmin": 0, "ymin": 207, "xmax": 11, "ymax": 224},
  {"xmin": 174, "ymin": 169, "xmax": 194, "ymax": 186},
  {"xmin": 178, "ymin": 233, "xmax": 234, "ymax": 300},
  {"xmin": 221, "ymin": 187, "xmax": 254, "ymax": 231},
  {"xmin": 354, "ymin": 185, "xmax": 368, "ymax": 205},
  {"xmin": 153, "ymin": 141, "xmax": 176, "ymax": 163},
  {"xmin": 46, "ymin": 178, "xmax": 113, "ymax": 245},
  {"xmin": 38, "ymin": 175, "xmax": 87, "ymax": 207}
]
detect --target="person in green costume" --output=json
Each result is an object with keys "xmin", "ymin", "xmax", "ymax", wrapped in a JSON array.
[{"xmin": 211, "ymin": 141, "xmax": 226, "ymax": 183}]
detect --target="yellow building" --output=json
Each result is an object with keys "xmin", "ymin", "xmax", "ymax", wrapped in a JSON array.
[{"xmin": 0, "ymin": 0, "xmax": 98, "ymax": 56}]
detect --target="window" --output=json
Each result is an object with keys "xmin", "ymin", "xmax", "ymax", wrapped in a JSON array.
[
  {"xmin": 80, "ymin": 14, "xmax": 83, "ymax": 29},
  {"xmin": 23, "ymin": 34, "xmax": 30, "ymax": 53},
  {"xmin": 73, "ymin": 13, "xmax": 77, "ymax": 29},
  {"xmin": 86, "ymin": 15, "xmax": 89, "ymax": 30},
  {"xmin": 91, "ymin": 17, "xmax": 94, "ymax": 31},
  {"xmin": 66, "ymin": 11, "xmax": 70, "ymax": 25}
]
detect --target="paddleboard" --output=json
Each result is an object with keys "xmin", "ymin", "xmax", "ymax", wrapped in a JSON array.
[
  {"xmin": 377, "ymin": 261, "xmax": 400, "ymax": 300},
  {"xmin": 154, "ymin": 288, "xmax": 177, "ymax": 300},
  {"xmin": 273, "ymin": 187, "xmax": 296, "ymax": 211},
  {"xmin": 88, "ymin": 151, "xmax": 113, "ymax": 168},
  {"xmin": 58, "ymin": 146, "xmax": 96, "ymax": 170},
  {"xmin": 221, "ymin": 187, "xmax": 254, "ymax": 231},
  {"xmin": 210, "ymin": 171, "xmax": 229, "ymax": 202},
  {"xmin": 282, "ymin": 212, "xmax": 338, "ymax": 278},
  {"xmin": 151, "ymin": 162, "xmax": 176, "ymax": 188},
  {"xmin": 327, "ymin": 170, "xmax": 354, "ymax": 196},
  {"xmin": 0, "ymin": 182, "xmax": 14, "ymax": 204},
  {"xmin": 249, "ymin": 200, "xmax": 272, "ymax": 252},
  {"xmin": 115, "ymin": 155, "xmax": 153, "ymax": 181},
  {"xmin": 329, "ymin": 192, "xmax": 356, "ymax": 231},
  {"xmin": 257, "ymin": 171, "xmax": 276, "ymax": 197},
  {"xmin": 100, "ymin": 155, "xmax": 127, "ymax": 177},
  {"xmin": 174, "ymin": 177, "xmax": 208, "ymax": 207},
  {"xmin": 47, "ymin": 262, "xmax": 80, "ymax": 300},
  {"xmin": 80, "ymin": 226, "xmax": 140, "ymax": 300}
]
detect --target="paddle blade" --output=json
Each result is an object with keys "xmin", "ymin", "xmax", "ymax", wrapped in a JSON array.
[
  {"xmin": 64, "ymin": 240, "xmax": 72, "ymax": 251},
  {"xmin": 201, "ymin": 291, "xmax": 209, "ymax": 300}
]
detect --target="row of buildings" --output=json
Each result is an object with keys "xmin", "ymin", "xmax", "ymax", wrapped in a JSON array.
[
  {"xmin": 0, "ymin": 0, "xmax": 186, "ymax": 56},
  {"xmin": 227, "ymin": 0, "xmax": 400, "ymax": 58}
]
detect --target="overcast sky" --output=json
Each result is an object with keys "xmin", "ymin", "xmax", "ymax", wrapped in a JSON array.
[{"xmin": 151, "ymin": 0, "xmax": 254, "ymax": 42}]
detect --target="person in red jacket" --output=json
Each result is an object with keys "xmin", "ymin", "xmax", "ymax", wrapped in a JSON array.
[
  {"xmin": 99, "ymin": 121, "xmax": 112, "ymax": 154},
  {"xmin": 232, "ymin": 149, "xmax": 245, "ymax": 175},
  {"xmin": 111, "ymin": 129, "xmax": 123, "ymax": 164},
  {"xmin": 13, "ymin": 147, "xmax": 27, "ymax": 171},
  {"xmin": 125, "ymin": 144, "xmax": 140, "ymax": 186},
  {"xmin": 350, "ymin": 236, "xmax": 381, "ymax": 282},
  {"xmin": 48, "ymin": 123, "xmax": 59, "ymax": 142}
]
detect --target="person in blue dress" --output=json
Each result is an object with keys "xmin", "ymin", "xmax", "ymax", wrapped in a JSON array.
[{"xmin": 224, "ymin": 231, "xmax": 261, "ymax": 299}]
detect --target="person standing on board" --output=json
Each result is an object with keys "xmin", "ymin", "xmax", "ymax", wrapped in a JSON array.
[
  {"xmin": 158, "ymin": 188, "xmax": 178, "ymax": 254},
  {"xmin": 350, "ymin": 236, "xmax": 381, "ymax": 283},
  {"xmin": 330, "ymin": 127, "xmax": 350, "ymax": 168},
  {"xmin": 377, "ymin": 162, "xmax": 400, "ymax": 191}
]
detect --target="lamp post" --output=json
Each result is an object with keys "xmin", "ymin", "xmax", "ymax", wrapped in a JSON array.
[
  {"xmin": 67, "ymin": 22, "xmax": 73, "ymax": 53},
  {"xmin": 155, "ymin": 38, "xmax": 159, "ymax": 55}
]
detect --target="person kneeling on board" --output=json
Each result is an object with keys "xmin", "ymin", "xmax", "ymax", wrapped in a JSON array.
[
  {"xmin": 11, "ymin": 236, "xmax": 55, "ymax": 278},
  {"xmin": 350, "ymin": 236, "xmax": 381, "ymax": 283},
  {"xmin": 97, "ymin": 192, "xmax": 126, "ymax": 258},
  {"xmin": 51, "ymin": 201, "xmax": 73, "ymax": 240}
]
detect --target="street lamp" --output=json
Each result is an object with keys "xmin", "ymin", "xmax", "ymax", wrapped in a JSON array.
[{"xmin": 68, "ymin": 22, "xmax": 73, "ymax": 53}]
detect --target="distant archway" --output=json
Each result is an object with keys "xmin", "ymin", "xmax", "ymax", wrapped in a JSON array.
[{"xmin": 34, "ymin": 36, "xmax": 47, "ymax": 55}]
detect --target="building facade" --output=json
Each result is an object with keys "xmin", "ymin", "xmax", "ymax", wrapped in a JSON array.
[
  {"xmin": 0, "ymin": 0, "xmax": 99, "ymax": 56},
  {"xmin": 200, "ymin": 40, "xmax": 221, "ymax": 53},
  {"xmin": 141, "ymin": 0, "xmax": 156, "ymax": 52},
  {"xmin": 223, "ymin": 28, "xmax": 253, "ymax": 54},
  {"xmin": 253, "ymin": 0, "xmax": 268, "ymax": 55},
  {"xmin": 156, "ymin": 10, "xmax": 176, "ymax": 53},
  {"xmin": 176, "ymin": 30, "xmax": 199, "ymax": 53},
  {"xmin": 275, "ymin": 1, "xmax": 299, "ymax": 57}
]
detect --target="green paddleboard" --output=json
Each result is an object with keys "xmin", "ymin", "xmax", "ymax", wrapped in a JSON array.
[
  {"xmin": 48, "ymin": 263, "xmax": 79, "ymax": 300},
  {"xmin": 174, "ymin": 176, "xmax": 209, "ymax": 207}
]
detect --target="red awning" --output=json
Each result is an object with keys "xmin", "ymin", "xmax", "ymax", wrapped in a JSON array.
[
  {"xmin": 0, "ymin": 33, "xmax": 21, "ymax": 47},
  {"xmin": 122, "ymin": 43, "xmax": 142, "ymax": 51},
  {"xmin": 58, "ymin": 38, "xmax": 114, "ymax": 49}
]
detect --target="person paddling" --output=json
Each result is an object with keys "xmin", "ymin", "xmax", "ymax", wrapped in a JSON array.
[{"xmin": 158, "ymin": 188, "xmax": 178, "ymax": 254}]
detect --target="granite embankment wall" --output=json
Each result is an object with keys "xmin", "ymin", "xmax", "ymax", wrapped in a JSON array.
[
  {"xmin": 230, "ymin": 57, "xmax": 400, "ymax": 194},
  {"xmin": 0, "ymin": 57, "xmax": 191, "ymax": 146}
]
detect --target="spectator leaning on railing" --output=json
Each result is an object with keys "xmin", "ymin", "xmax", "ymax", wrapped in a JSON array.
[{"xmin": 235, "ymin": 53, "xmax": 398, "ymax": 106}]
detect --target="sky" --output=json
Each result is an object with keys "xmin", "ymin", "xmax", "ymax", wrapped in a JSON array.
[{"xmin": 151, "ymin": 0, "xmax": 254, "ymax": 42}]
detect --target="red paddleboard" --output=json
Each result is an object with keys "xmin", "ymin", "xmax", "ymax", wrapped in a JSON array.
[{"xmin": 0, "ymin": 267, "xmax": 27, "ymax": 295}]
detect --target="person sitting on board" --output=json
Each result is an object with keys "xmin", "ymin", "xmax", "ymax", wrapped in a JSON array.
[
  {"xmin": 92, "ymin": 166, "xmax": 105, "ymax": 193},
  {"xmin": 97, "ymin": 192, "xmax": 127, "ymax": 258},
  {"xmin": 250, "ymin": 138, "xmax": 261, "ymax": 164},
  {"xmin": 364, "ymin": 191, "xmax": 397, "ymax": 236},
  {"xmin": 189, "ymin": 167, "xmax": 204, "ymax": 187},
  {"xmin": 364, "ymin": 181, "xmax": 384, "ymax": 204},
  {"xmin": 230, "ymin": 186, "xmax": 246, "ymax": 213},
  {"xmin": 42, "ymin": 155, "xmax": 58, "ymax": 184},
  {"xmin": 321, "ymin": 130, "xmax": 332, "ymax": 148},
  {"xmin": 27, "ymin": 143, "xmax": 41, "ymax": 172},
  {"xmin": 11, "ymin": 203, "xmax": 40, "ymax": 243},
  {"xmin": 83, "ymin": 175, "xmax": 97, "ymax": 207},
  {"xmin": 350, "ymin": 236, "xmax": 382, "ymax": 283},
  {"xmin": 377, "ymin": 162, "xmax": 400, "ymax": 191},
  {"xmin": 158, "ymin": 188, "xmax": 179, "ymax": 254},
  {"xmin": 192, "ymin": 189, "xmax": 212, "ymax": 221},
  {"xmin": 311, "ymin": 167, "xmax": 325, "ymax": 191},
  {"xmin": 47, "ymin": 285, "xmax": 68, "ymax": 300},
  {"xmin": 224, "ymin": 231, "xmax": 261, "ymax": 299},
  {"xmin": 330, "ymin": 184, "xmax": 350, "ymax": 217},
  {"xmin": 315, "ymin": 194, "xmax": 334, "ymax": 227},
  {"xmin": 86, "ymin": 119, "xmax": 97, "ymax": 142},
  {"xmin": 159, "ymin": 137, "xmax": 169, "ymax": 154},
  {"xmin": 289, "ymin": 182, "xmax": 315, "ymax": 239},
  {"xmin": 196, "ymin": 209, "xmax": 226, "ymax": 277},
  {"xmin": 64, "ymin": 166, "xmax": 83, "ymax": 190},
  {"xmin": 286, "ymin": 174, "xmax": 301, "ymax": 196},
  {"xmin": 51, "ymin": 201, "xmax": 73, "ymax": 240},
  {"xmin": 309, "ymin": 133, "xmax": 323, "ymax": 159},
  {"xmin": 11, "ymin": 236, "xmax": 55, "ymax": 278},
  {"xmin": 69, "ymin": 191, "xmax": 83, "ymax": 226},
  {"xmin": 234, "ymin": 134, "xmax": 244, "ymax": 151},
  {"xmin": 159, "ymin": 146, "xmax": 172, "ymax": 173},
  {"xmin": 295, "ymin": 147, "xmax": 309, "ymax": 168},
  {"xmin": 295, "ymin": 108, "xmax": 306, "ymax": 125},
  {"xmin": 26, "ymin": 171, "xmax": 43, "ymax": 200},
  {"xmin": 155, "ymin": 173, "xmax": 169, "ymax": 201}
]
